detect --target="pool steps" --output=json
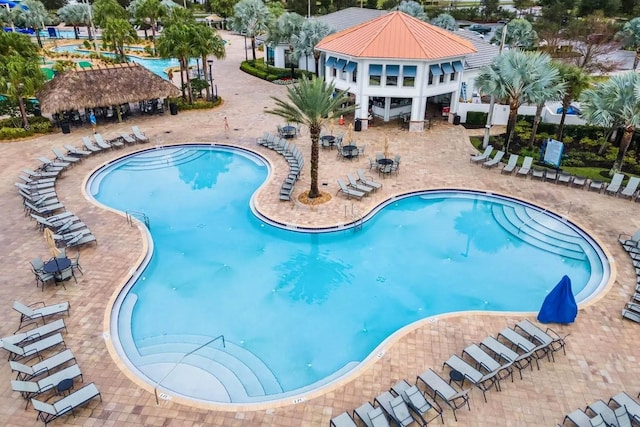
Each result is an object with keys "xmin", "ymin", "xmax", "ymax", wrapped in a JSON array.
[{"xmin": 120, "ymin": 147, "xmax": 206, "ymax": 171}]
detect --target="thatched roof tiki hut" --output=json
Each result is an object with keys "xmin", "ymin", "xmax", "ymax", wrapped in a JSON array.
[{"xmin": 37, "ymin": 63, "xmax": 180, "ymax": 121}]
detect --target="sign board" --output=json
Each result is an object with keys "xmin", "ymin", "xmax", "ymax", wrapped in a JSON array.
[{"xmin": 543, "ymin": 138, "xmax": 564, "ymax": 168}]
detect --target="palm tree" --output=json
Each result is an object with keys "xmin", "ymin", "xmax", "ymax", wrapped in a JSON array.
[
  {"xmin": 102, "ymin": 18, "xmax": 138, "ymax": 62},
  {"xmin": 616, "ymin": 17, "xmax": 640, "ymax": 71},
  {"xmin": 554, "ymin": 63, "xmax": 591, "ymax": 141},
  {"xmin": 579, "ymin": 72, "xmax": 640, "ymax": 176},
  {"xmin": 527, "ymin": 63, "xmax": 565, "ymax": 147},
  {"xmin": 267, "ymin": 76, "xmax": 356, "ymax": 199},
  {"xmin": 0, "ymin": 54, "xmax": 45, "ymax": 130},
  {"xmin": 231, "ymin": 0, "xmax": 271, "ymax": 61},
  {"xmin": 475, "ymin": 50, "xmax": 557, "ymax": 153},
  {"xmin": 15, "ymin": 0, "xmax": 48, "ymax": 48},
  {"xmin": 93, "ymin": 0, "xmax": 127, "ymax": 28},
  {"xmin": 191, "ymin": 24, "xmax": 226, "ymax": 101},
  {"xmin": 0, "ymin": 31, "xmax": 40, "ymax": 59},
  {"xmin": 157, "ymin": 21, "xmax": 194, "ymax": 102},
  {"xmin": 58, "ymin": 3, "xmax": 92, "ymax": 40},
  {"xmin": 430, "ymin": 13, "xmax": 456, "ymax": 31},
  {"xmin": 133, "ymin": 0, "xmax": 167, "ymax": 56},
  {"xmin": 492, "ymin": 18, "xmax": 537, "ymax": 49},
  {"xmin": 267, "ymin": 12, "xmax": 303, "ymax": 78},
  {"xmin": 292, "ymin": 20, "xmax": 332, "ymax": 76}
]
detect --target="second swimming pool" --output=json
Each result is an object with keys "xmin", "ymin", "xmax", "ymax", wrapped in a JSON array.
[{"xmin": 90, "ymin": 145, "xmax": 609, "ymax": 405}]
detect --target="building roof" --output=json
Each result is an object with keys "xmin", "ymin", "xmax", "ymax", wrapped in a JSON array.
[
  {"xmin": 312, "ymin": 7, "xmax": 388, "ymax": 33},
  {"xmin": 454, "ymin": 29, "xmax": 500, "ymax": 69},
  {"xmin": 315, "ymin": 11, "xmax": 476, "ymax": 60}
]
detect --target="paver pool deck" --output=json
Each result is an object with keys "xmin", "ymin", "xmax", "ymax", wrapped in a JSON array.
[{"xmin": 0, "ymin": 31, "xmax": 638, "ymax": 426}]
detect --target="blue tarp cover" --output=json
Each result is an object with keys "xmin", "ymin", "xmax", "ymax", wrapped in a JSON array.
[{"xmin": 537, "ymin": 275, "xmax": 578, "ymax": 324}]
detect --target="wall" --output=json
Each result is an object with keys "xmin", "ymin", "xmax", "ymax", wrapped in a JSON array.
[{"xmin": 456, "ymin": 103, "xmax": 587, "ymax": 126}]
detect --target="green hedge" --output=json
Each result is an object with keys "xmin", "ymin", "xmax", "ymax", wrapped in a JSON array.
[
  {"xmin": 0, "ymin": 116, "xmax": 53, "ymax": 140},
  {"xmin": 170, "ymin": 97, "xmax": 222, "ymax": 111},
  {"xmin": 240, "ymin": 59, "xmax": 314, "ymax": 82},
  {"xmin": 465, "ymin": 111, "xmax": 488, "ymax": 126}
]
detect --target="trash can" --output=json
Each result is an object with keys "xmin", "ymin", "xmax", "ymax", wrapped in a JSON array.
[
  {"xmin": 61, "ymin": 121, "xmax": 71, "ymax": 134},
  {"xmin": 354, "ymin": 118, "xmax": 362, "ymax": 132},
  {"xmin": 169, "ymin": 102, "xmax": 178, "ymax": 115},
  {"xmin": 453, "ymin": 114, "xmax": 461, "ymax": 125}
]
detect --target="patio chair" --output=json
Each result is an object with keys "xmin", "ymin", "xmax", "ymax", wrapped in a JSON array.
[
  {"xmin": 531, "ymin": 167, "xmax": 545, "ymax": 180},
  {"xmin": 462, "ymin": 343, "xmax": 513, "ymax": 383},
  {"xmin": 557, "ymin": 171, "xmax": 572, "ymax": 185},
  {"xmin": 1, "ymin": 319, "xmax": 66, "ymax": 347},
  {"xmin": 620, "ymin": 176, "xmax": 640, "ymax": 199},
  {"xmin": 82, "ymin": 136, "xmax": 102, "ymax": 152},
  {"xmin": 497, "ymin": 327, "xmax": 550, "ymax": 368},
  {"xmin": 470, "ymin": 145, "xmax": 493, "ymax": 163},
  {"xmin": 31, "ymin": 266, "xmax": 55, "ymax": 290},
  {"xmin": 63, "ymin": 144, "xmax": 91, "ymax": 158},
  {"xmin": 24, "ymin": 200, "xmax": 65, "ymax": 217},
  {"xmin": 347, "ymin": 174, "xmax": 373, "ymax": 194},
  {"xmin": 23, "ymin": 168, "xmax": 61, "ymax": 179},
  {"xmin": 11, "ymin": 364, "xmax": 82, "ymax": 408},
  {"xmin": 480, "ymin": 336, "xmax": 533, "ymax": 380},
  {"xmin": 10, "ymin": 348, "xmax": 76, "ymax": 380},
  {"xmin": 329, "ymin": 411, "xmax": 358, "ymax": 427},
  {"xmin": 52, "ymin": 148, "xmax": 81, "ymax": 165},
  {"xmin": 38, "ymin": 157, "xmax": 70, "ymax": 170},
  {"xmin": 20, "ymin": 174, "xmax": 56, "ymax": 185},
  {"xmin": 589, "ymin": 179, "xmax": 604, "ymax": 193},
  {"xmin": 391, "ymin": 379, "xmax": 444, "ymax": 425},
  {"xmin": 59, "ymin": 248, "xmax": 83, "ymax": 275},
  {"xmin": 587, "ymin": 400, "xmax": 619, "ymax": 427},
  {"xmin": 563, "ymin": 409, "xmax": 606, "ymax": 427},
  {"xmin": 353, "ymin": 402, "xmax": 391, "ymax": 427},
  {"xmin": 31, "ymin": 382, "xmax": 101, "ymax": 426},
  {"xmin": 609, "ymin": 392, "xmax": 640, "ymax": 422},
  {"xmin": 501, "ymin": 154, "xmax": 519, "ymax": 174},
  {"xmin": 622, "ymin": 308, "xmax": 640, "ymax": 323},
  {"xmin": 93, "ymin": 133, "xmax": 112, "ymax": 150},
  {"xmin": 612, "ymin": 406, "xmax": 633, "ymax": 427},
  {"xmin": 357, "ymin": 169, "xmax": 382, "ymax": 191},
  {"xmin": 13, "ymin": 301, "xmax": 70, "ymax": 331},
  {"xmin": 443, "ymin": 355, "xmax": 501, "ymax": 402},
  {"xmin": 545, "ymin": 169, "xmax": 558, "ymax": 182},
  {"xmin": 121, "ymin": 133, "xmax": 137, "ymax": 144},
  {"xmin": 374, "ymin": 391, "xmax": 415, "ymax": 427},
  {"xmin": 65, "ymin": 232, "xmax": 97, "ymax": 248},
  {"xmin": 605, "ymin": 173, "xmax": 625, "ymax": 195},
  {"xmin": 513, "ymin": 319, "xmax": 568, "ymax": 359},
  {"xmin": 619, "ymin": 230, "xmax": 640, "ymax": 250},
  {"xmin": 572, "ymin": 175, "xmax": 587, "ymax": 188},
  {"xmin": 132, "ymin": 126, "xmax": 149, "ymax": 142},
  {"xmin": 337, "ymin": 179, "xmax": 365, "ymax": 200},
  {"xmin": 416, "ymin": 368, "xmax": 470, "ymax": 421},
  {"xmin": 482, "ymin": 150, "xmax": 504, "ymax": 168},
  {"xmin": 517, "ymin": 156, "xmax": 533, "ymax": 177},
  {"xmin": 1, "ymin": 333, "xmax": 65, "ymax": 361}
]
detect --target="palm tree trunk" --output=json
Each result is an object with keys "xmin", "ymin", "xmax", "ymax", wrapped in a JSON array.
[
  {"xmin": 251, "ymin": 36, "xmax": 256, "ymax": 60},
  {"xmin": 611, "ymin": 126, "xmax": 634, "ymax": 174},
  {"xmin": 202, "ymin": 54, "xmax": 211, "ymax": 101},
  {"xmin": 504, "ymin": 104, "xmax": 518, "ymax": 154},
  {"xmin": 529, "ymin": 103, "xmax": 544, "ymax": 148},
  {"xmin": 184, "ymin": 58, "xmax": 193, "ymax": 104},
  {"xmin": 179, "ymin": 59, "xmax": 186, "ymax": 100},
  {"xmin": 87, "ymin": 25, "xmax": 93, "ymax": 41},
  {"xmin": 314, "ymin": 53, "xmax": 320, "ymax": 76},
  {"xmin": 18, "ymin": 97, "xmax": 29, "ymax": 130},
  {"xmin": 309, "ymin": 126, "xmax": 320, "ymax": 198},
  {"xmin": 289, "ymin": 45, "xmax": 295, "ymax": 79},
  {"xmin": 151, "ymin": 19, "xmax": 157, "ymax": 56},
  {"xmin": 73, "ymin": 25, "xmax": 79, "ymax": 39},
  {"xmin": 35, "ymin": 28, "xmax": 43, "ymax": 48},
  {"xmin": 556, "ymin": 104, "xmax": 568, "ymax": 141}
]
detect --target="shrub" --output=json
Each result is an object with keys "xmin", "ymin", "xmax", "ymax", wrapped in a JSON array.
[
  {"xmin": 465, "ymin": 111, "xmax": 487, "ymax": 126},
  {"xmin": 171, "ymin": 97, "xmax": 222, "ymax": 111},
  {"xmin": 0, "ymin": 127, "xmax": 32, "ymax": 140}
]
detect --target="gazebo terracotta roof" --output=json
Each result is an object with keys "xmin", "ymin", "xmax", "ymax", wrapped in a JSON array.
[{"xmin": 315, "ymin": 11, "xmax": 477, "ymax": 60}]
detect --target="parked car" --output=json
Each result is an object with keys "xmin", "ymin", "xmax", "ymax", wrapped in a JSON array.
[{"xmin": 468, "ymin": 24, "xmax": 492, "ymax": 35}]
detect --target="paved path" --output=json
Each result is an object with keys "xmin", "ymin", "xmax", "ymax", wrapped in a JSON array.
[{"xmin": 0, "ymin": 31, "xmax": 638, "ymax": 426}]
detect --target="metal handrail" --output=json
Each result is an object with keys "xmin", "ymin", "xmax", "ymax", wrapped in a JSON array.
[
  {"xmin": 126, "ymin": 210, "xmax": 150, "ymax": 229},
  {"xmin": 517, "ymin": 201, "xmax": 572, "ymax": 234},
  {"xmin": 154, "ymin": 334, "xmax": 225, "ymax": 404}
]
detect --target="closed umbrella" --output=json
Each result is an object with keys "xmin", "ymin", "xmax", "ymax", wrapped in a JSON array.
[
  {"xmin": 44, "ymin": 228, "xmax": 61, "ymax": 258},
  {"xmin": 537, "ymin": 275, "xmax": 577, "ymax": 324}
]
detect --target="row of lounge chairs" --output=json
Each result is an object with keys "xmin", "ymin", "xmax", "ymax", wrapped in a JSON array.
[
  {"xmin": 330, "ymin": 319, "xmax": 567, "ymax": 425},
  {"xmin": 560, "ymin": 392, "xmax": 640, "ymax": 426},
  {"xmin": 256, "ymin": 133, "xmax": 305, "ymax": 201},
  {"xmin": 1, "ymin": 301, "xmax": 102, "ymax": 425},
  {"xmin": 336, "ymin": 170, "xmax": 382, "ymax": 200},
  {"xmin": 618, "ymin": 230, "xmax": 640, "ymax": 323}
]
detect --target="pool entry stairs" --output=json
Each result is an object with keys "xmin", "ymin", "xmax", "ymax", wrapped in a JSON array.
[{"xmin": 120, "ymin": 147, "xmax": 208, "ymax": 171}]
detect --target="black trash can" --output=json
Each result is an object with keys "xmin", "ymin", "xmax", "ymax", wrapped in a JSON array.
[
  {"xmin": 453, "ymin": 114, "xmax": 461, "ymax": 125},
  {"xmin": 354, "ymin": 118, "xmax": 362, "ymax": 132},
  {"xmin": 169, "ymin": 102, "xmax": 178, "ymax": 115},
  {"xmin": 61, "ymin": 121, "xmax": 71, "ymax": 134}
]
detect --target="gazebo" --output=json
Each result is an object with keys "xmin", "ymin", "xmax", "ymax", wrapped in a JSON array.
[{"xmin": 37, "ymin": 63, "xmax": 180, "ymax": 120}]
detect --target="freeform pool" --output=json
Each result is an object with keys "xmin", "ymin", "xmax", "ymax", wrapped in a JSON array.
[{"xmin": 90, "ymin": 145, "xmax": 609, "ymax": 405}]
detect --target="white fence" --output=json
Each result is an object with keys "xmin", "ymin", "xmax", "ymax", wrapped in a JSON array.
[{"xmin": 456, "ymin": 102, "xmax": 587, "ymax": 126}]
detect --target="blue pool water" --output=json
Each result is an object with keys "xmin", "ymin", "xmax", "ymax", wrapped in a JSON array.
[{"xmin": 90, "ymin": 145, "xmax": 609, "ymax": 404}]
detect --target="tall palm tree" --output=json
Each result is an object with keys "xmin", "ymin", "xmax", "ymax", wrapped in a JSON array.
[
  {"xmin": 554, "ymin": 63, "xmax": 591, "ymax": 141},
  {"xmin": 292, "ymin": 20, "xmax": 332, "ymax": 76},
  {"xmin": 102, "ymin": 18, "xmax": 138, "ymax": 62},
  {"xmin": 616, "ymin": 17, "xmax": 640, "ymax": 71},
  {"xmin": 267, "ymin": 76, "xmax": 356, "ymax": 199},
  {"xmin": 191, "ymin": 24, "xmax": 226, "ymax": 101},
  {"xmin": 58, "ymin": 3, "xmax": 92, "ymax": 40},
  {"xmin": 579, "ymin": 72, "xmax": 640, "ymax": 175},
  {"xmin": 133, "ymin": 0, "xmax": 167, "ymax": 56},
  {"xmin": 0, "ymin": 54, "xmax": 45, "ymax": 130},
  {"xmin": 527, "ymin": 63, "xmax": 565, "ymax": 147},
  {"xmin": 268, "ymin": 12, "xmax": 303, "ymax": 78},
  {"xmin": 231, "ymin": 0, "xmax": 271, "ymax": 61},
  {"xmin": 475, "ymin": 50, "xmax": 557, "ymax": 153},
  {"xmin": 15, "ymin": 0, "xmax": 48, "ymax": 48},
  {"xmin": 93, "ymin": 0, "xmax": 127, "ymax": 28},
  {"xmin": 157, "ymin": 21, "xmax": 194, "ymax": 102}
]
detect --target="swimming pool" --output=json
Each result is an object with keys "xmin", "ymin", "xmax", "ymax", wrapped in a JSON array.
[{"xmin": 90, "ymin": 145, "xmax": 609, "ymax": 405}]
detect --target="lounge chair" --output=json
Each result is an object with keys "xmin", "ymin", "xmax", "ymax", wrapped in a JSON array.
[
  {"xmin": 619, "ymin": 230, "xmax": 640, "ymax": 250},
  {"xmin": 20, "ymin": 174, "xmax": 56, "ymax": 185},
  {"xmin": 1, "ymin": 319, "xmax": 66, "ymax": 347},
  {"xmin": 23, "ymin": 168, "xmax": 60, "ymax": 179},
  {"xmin": 531, "ymin": 167, "xmax": 545, "ymax": 180},
  {"xmin": 38, "ymin": 156, "xmax": 70, "ymax": 170},
  {"xmin": 513, "ymin": 319, "xmax": 568, "ymax": 359},
  {"xmin": 620, "ymin": 176, "xmax": 640, "ymax": 199},
  {"xmin": 545, "ymin": 169, "xmax": 558, "ymax": 182},
  {"xmin": 82, "ymin": 136, "xmax": 102, "ymax": 152},
  {"xmin": 353, "ymin": 402, "xmax": 391, "ymax": 427},
  {"xmin": 329, "ymin": 411, "xmax": 358, "ymax": 427},
  {"xmin": 31, "ymin": 382, "xmax": 101, "ymax": 426},
  {"xmin": 416, "ymin": 368, "xmax": 470, "ymax": 421},
  {"xmin": 557, "ymin": 171, "xmax": 572, "ymax": 185},
  {"xmin": 93, "ymin": 133, "xmax": 112, "ymax": 150},
  {"xmin": 470, "ymin": 145, "xmax": 493, "ymax": 163},
  {"xmin": 52, "ymin": 148, "xmax": 81, "ymax": 164},
  {"xmin": 337, "ymin": 179, "xmax": 365, "ymax": 200},
  {"xmin": 65, "ymin": 232, "xmax": 97, "ymax": 248},
  {"xmin": 11, "ymin": 364, "xmax": 82, "ymax": 408},
  {"xmin": 480, "ymin": 336, "xmax": 533, "ymax": 380},
  {"xmin": 622, "ymin": 308, "xmax": 640, "ymax": 323},
  {"xmin": 501, "ymin": 154, "xmax": 519, "ymax": 174},
  {"xmin": 13, "ymin": 301, "xmax": 70, "ymax": 330},
  {"xmin": 612, "ymin": 406, "xmax": 633, "ymax": 427},
  {"xmin": 374, "ymin": 391, "xmax": 415, "ymax": 427},
  {"xmin": 24, "ymin": 200, "xmax": 65, "ymax": 216},
  {"xmin": 10, "ymin": 348, "xmax": 76, "ymax": 380},
  {"xmin": 563, "ymin": 409, "xmax": 606, "ymax": 427},
  {"xmin": 356, "ymin": 169, "xmax": 382, "ymax": 191},
  {"xmin": 482, "ymin": 150, "xmax": 505, "ymax": 168},
  {"xmin": 609, "ymin": 392, "xmax": 640, "ymax": 423},
  {"xmin": 120, "ymin": 133, "xmax": 136, "ymax": 144},
  {"xmin": 587, "ymin": 400, "xmax": 619, "ymax": 427},
  {"xmin": 443, "ymin": 355, "xmax": 501, "ymax": 402},
  {"xmin": 605, "ymin": 173, "xmax": 625, "ymax": 195},
  {"xmin": 589, "ymin": 179, "xmax": 604, "ymax": 193},
  {"xmin": 572, "ymin": 175, "xmax": 587, "ymax": 188},
  {"xmin": 516, "ymin": 156, "xmax": 533, "ymax": 177},
  {"xmin": 132, "ymin": 126, "xmax": 149, "ymax": 142},
  {"xmin": 391, "ymin": 379, "xmax": 443, "ymax": 425},
  {"xmin": 497, "ymin": 328, "xmax": 549, "ymax": 368},
  {"xmin": 1, "ymin": 333, "xmax": 65, "ymax": 361},
  {"xmin": 462, "ymin": 343, "xmax": 513, "ymax": 383},
  {"xmin": 347, "ymin": 174, "xmax": 373, "ymax": 194},
  {"xmin": 64, "ymin": 144, "xmax": 91, "ymax": 157}
]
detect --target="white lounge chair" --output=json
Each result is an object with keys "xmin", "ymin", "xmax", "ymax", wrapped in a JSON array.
[
  {"xmin": 470, "ymin": 145, "xmax": 493, "ymax": 163},
  {"xmin": 443, "ymin": 355, "xmax": 501, "ymax": 402},
  {"xmin": 11, "ymin": 364, "xmax": 82, "ymax": 408},
  {"xmin": 416, "ymin": 368, "xmax": 470, "ymax": 421},
  {"xmin": 605, "ymin": 173, "xmax": 625, "ymax": 195},
  {"xmin": 347, "ymin": 174, "xmax": 373, "ymax": 194},
  {"xmin": 82, "ymin": 136, "xmax": 102, "ymax": 152},
  {"xmin": 517, "ymin": 156, "xmax": 533, "ymax": 177},
  {"xmin": 38, "ymin": 156, "xmax": 70, "ymax": 170},
  {"xmin": 482, "ymin": 150, "xmax": 505, "ymax": 168},
  {"xmin": 620, "ymin": 176, "xmax": 640, "ymax": 199},
  {"xmin": 337, "ymin": 179, "xmax": 364, "ymax": 200},
  {"xmin": 514, "ymin": 319, "xmax": 568, "ymax": 359},
  {"xmin": 609, "ymin": 392, "xmax": 640, "ymax": 422},
  {"xmin": 23, "ymin": 168, "xmax": 60, "ymax": 179},
  {"xmin": 10, "ymin": 349, "xmax": 76, "ymax": 380},
  {"xmin": 120, "ymin": 133, "xmax": 136, "ymax": 144},
  {"xmin": 132, "ymin": 126, "xmax": 149, "ymax": 142},
  {"xmin": 390, "ymin": 379, "xmax": 444, "ymax": 425},
  {"xmin": 497, "ymin": 327, "xmax": 550, "ymax": 368},
  {"xmin": 52, "ymin": 148, "xmax": 81, "ymax": 164},
  {"xmin": 93, "ymin": 133, "xmax": 112, "ymax": 149},
  {"xmin": 31, "ymin": 382, "xmax": 101, "ymax": 425},
  {"xmin": 480, "ymin": 336, "xmax": 533, "ymax": 380},
  {"xmin": 13, "ymin": 301, "xmax": 70, "ymax": 330},
  {"xmin": 501, "ymin": 154, "xmax": 519, "ymax": 174},
  {"xmin": 329, "ymin": 411, "xmax": 358, "ymax": 427},
  {"xmin": 1, "ymin": 333, "xmax": 65, "ymax": 361},
  {"xmin": 0, "ymin": 319, "xmax": 66, "ymax": 347},
  {"xmin": 374, "ymin": 391, "xmax": 415, "ymax": 427},
  {"xmin": 353, "ymin": 402, "xmax": 391, "ymax": 427},
  {"xmin": 357, "ymin": 169, "xmax": 382, "ymax": 190},
  {"xmin": 462, "ymin": 343, "xmax": 513, "ymax": 382},
  {"xmin": 64, "ymin": 144, "xmax": 91, "ymax": 157}
]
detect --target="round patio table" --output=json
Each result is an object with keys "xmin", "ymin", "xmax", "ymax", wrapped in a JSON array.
[{"xmin": 43, "ymin": 257, "xmax": 71, "ymax": 274}]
